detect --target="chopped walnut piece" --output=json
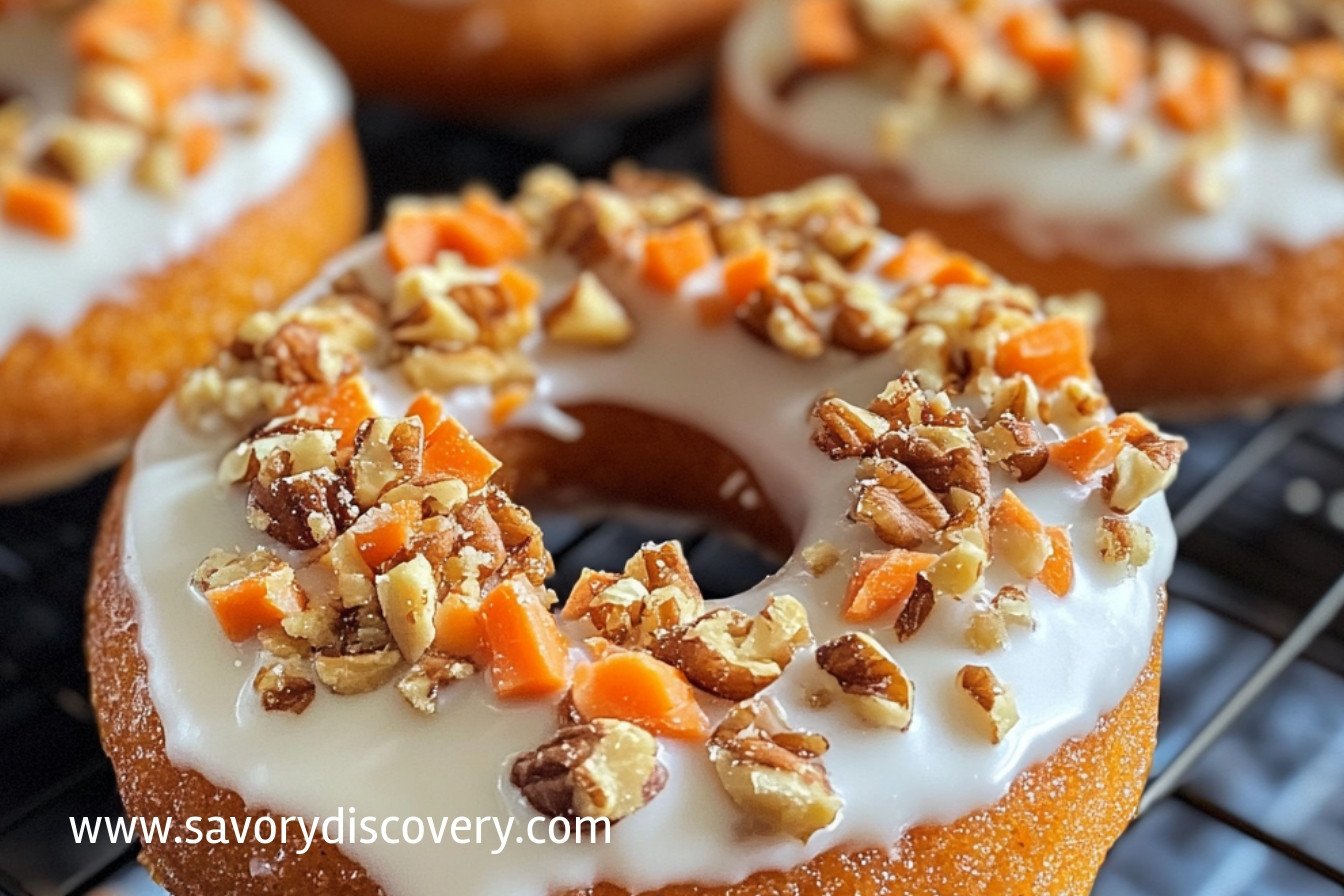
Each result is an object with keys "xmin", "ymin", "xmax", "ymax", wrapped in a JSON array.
[
  {"xmin": 1102, "ymin": 435, "xmax": 1186, "ymax": 514},
  {"xmin": 880, "ymin": 425, "xmax": 990, "ymax": 501},
  {"xmin": 583, "ymin": 578, "xmax": 702, "ymax": 648},
  {"xmin": 218, "ymin": 424, "xmax": 340, "ymax": 487},
  {"xmin": 545, "ymin": 272, "xmax": 634, "ymax": 347},
  {"xmin": 351, "ymin": 416, "xmax": 424, "ymax": 509},
  {"xmin": 653, "ymin": 607, "xmax": 788, "ymax": 700},
  {"xmin": 956, "ymin": 664, "xmax": 1019, "ymax": 744},
  {"xmin": 852, "ymin": 456, "xmax": 950, "ymax": 548},
  {"xmin": 247, "ymin": 467, "xmax": 358, "ymax": 550},
  {"xmin": 401, "ymin": 345, "xmax": 528, "ymax": 391},
  {"xmin": 812, "ymin": 395, "xmax": 889, "ymax": 458},
  {"xmin": 397, "ymin": 652, "xmax": 476, "ymax": 714},
  {"xmin": 45, "ymin": 118, "xmax": 142, "ymax": 184},
  {"xmin": 815, "ymin": 633, "xmax": 915, "ymax": 730},
  {"xmin": 253, "ymin": 658, "xmax": 316, "ymax": 715},
  {"xmin": 376, "ymin": 554, "xmax": 438, "ymax": 663},
  {"xmin": 802, "ymin": 540, "xmax": 841, "ymax": 575},
  {"xmin": 1097, "ymin": 516, "xmax": 1155, "ymax": 569},
  {"xmin": 623, "ymin": 541, "xmax": 703, "ymax": 603},
  {"xmin": 831, "ymin": 282, "xmax": 907, "ymax": 353},
  {"xmin": 708, "ymin": 698, "xmax": 840, "ymax": 842},
  {"xmin": 314, "ymin": 649, "xmax": 402, "ymax": 696},
  {"xmin": 925, "ymin": 539, "xmax": 987, "ymax": 598},
  {"xmin": 966, "ymin": 609, "xmax": 1008, "ymax": 653},
  {"xmin": 895, "ymin": 575, "xmax": 936, "ymax": 641},
  {"xmin": 511, "ymin": 719, "xmax": 667, "ymax": 822},
  {"xmin": 262, "ymin": 322, "xmax": 359, "ymax": 386},
  {"xmin": 976, "ymin": 416, "xmax": 1048, "ymax": 481},
  {"xmin": 992, "ymin": 584, "xmax": 1034, "ymax": 629},
  {"xmin": 751, "ymin": 595, "xmax": 814, "ymax": 665},
  {"xmin": 738, "ymin": 280, "xmax": 825, "ymax": 360}
]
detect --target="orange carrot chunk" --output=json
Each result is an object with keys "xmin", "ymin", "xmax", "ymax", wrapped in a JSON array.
[
  {"xmin": 69, "ymin": 0, "xmax": 180, "ymax": 61},
  {"xmin": 422, "ymin": 414, "xmax": 502, "ymax": 491},
  {"xmin": 880, "ymin": 231, "xmax": 950, "ymax": 282},
  {"xmin": 480, "ymin": 577, "xmax": 570, "ymax": 699},
  {"xmin": 1002, "ymin": 7, "xmax": 1078, "ymax": 81},
  {"xmin": 1049, "ymin": 424, "xmax": 1126, "ymax": 481},
  {"xmin": 1159, "ymin": 48, "xmax": 1241, "ymax": 133},
  {"xmin": 2, "ymin": 174, "xmax": 77, "ymax": 240},
  {"xmin": 791, "ymin": 0, "xmax": 862, "ymax": 70},
  {"xmin": 205, "ymin": 574, "xmax": 303, "ymax": 643},
  {"xmin": 432, "ymin": 594, "xmax": 489, "ymax": 664},
  {"xmin": 406, "ymin": 391, "xmax": 445, "ymax": 433},
  {"xmin": 498, "ymin": 264, "xmax": 541, "ymax": 310},
  {"xmin": 180, "ymin": 122, "xmax": 222, "ymax": 176},
  {"xmin": 437, "ymin": 196, "xmax": 532, "ymax": 267},
  {"xmin": 641, "ymin": 220, "xmax": 715, "ymax": 292},
  {"xmin": 570, "ymin": 651, "xmax": 709, "ymax": 739},
  {"xmin": 1095, "ymin": 19, "xmax": 1148, "ymax": 103},
  {"xmin": 1108, "ymin": 412, "xmax": 1157, "ymax": 444},
  {"xmin": 489, "ymin": 383, "xmax": 532, "ymax": 428},
  {"xmin": 351, "ymin": 500, "xmax": 422, "ymax": 571},
  {"xmin": 842, "ymin": 549, "xmax": 938, "ymax": 622},
  {"xmin": 284, "ymin": 377, "xmax": 376, "ymax": 450},
  {"xmin": 723, "ymin": 247, "xmax": 775, "ymax": 305},
  {"xmin": 920, "ymin": 10, "xmax": 982, "ymax": 78},
  {"xmin": 385, "ymin": 211, "xmax": 441, "ymax": 271},
  {"xmin": 995, "ymin": 316, "xmax": 1092, "ymax": 389},
  {"xmin": 1039, "ymin": 526, "xmax": 1074, "ymax": 597},
  {"xmin": 930, "ymin": 252, "xmax": 991, "ymax": 287}
]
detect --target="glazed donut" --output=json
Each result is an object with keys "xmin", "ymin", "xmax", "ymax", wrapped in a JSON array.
[
  {"xmin": 719, "ymin": 0, "xmax": 1344, "ymax": 410},
  {"xmin": 0, "ymin": 0, "xmax": 364, "ymax": 500},
  {"xmin": 276, "ymin": 0, "xmax": 745, "ymax": 119},
  {"xmin": 89, "ymin": 168, "xmax": 1185, "ymax": 895}
]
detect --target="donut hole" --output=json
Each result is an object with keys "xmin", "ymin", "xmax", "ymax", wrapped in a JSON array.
[
  {"xmin": 485, "ymin": 403, "xmax": 793, "ymax": 601},
  {"xmin": 1061, "ymin": 0, "xmax": 1226, "ymax": 47}
]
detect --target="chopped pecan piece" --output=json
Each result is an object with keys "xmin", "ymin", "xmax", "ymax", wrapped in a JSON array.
[
  {"xmin": 956, "ymin": 664, "xmax": 1019, "ymax": 744},
  {"xmin": 253, "ymin": 658, "xmax": 316, "ymax": 715},
  {"xmin": 815, "ymin": 633, "xmax": 915, "ymax": 730},
  {"xmin": 246, "ymin": 467, "xmax": 358, "ymax": 550},
  {"xmin": 976, "ymin": 415, "xmax": 1048, "ymax": 481},
  {"xmin": 545, "ymin": 272, "xmax": 634, "ymax": 347},
  {"xmin": 813, "ymin": 395, "xmax": 890, "ymax": 458},
  {"xmin": 512, "ymin": 719, "xmax": 667, "ymax": 821},
  {"xmin": 350, "ymin": 416, "xmax": 424, "ymax": 508},
  {"xmin": 376, "ymin": 554, "xmax": 438, "ymax": 662},
  {"xmin": 314, "ymin": 649, "xmax": 402, "ymax": 695},
  {"xmin": 738, "ymin": 280, "xmax": 824, "ymax": 359},
  {"xmin": 397, "ymin": 651, "xmax": 476, "ymax": 714},
  {"xmin": 1097, "ymin": 516, "xmax": 1155, "ymax": 568},
  {"xmin": 1102, "ymin": 435, "xmax": 1186, "ymax": 514},
  {"xmin": 894, "ymin": 575, "xmax": 936, "ymax": 641}
]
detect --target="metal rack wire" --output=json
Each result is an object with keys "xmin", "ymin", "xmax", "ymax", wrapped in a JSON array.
[{"xmin": 1, "ymin": 96, "xmax": 1343, "ymax": 896}]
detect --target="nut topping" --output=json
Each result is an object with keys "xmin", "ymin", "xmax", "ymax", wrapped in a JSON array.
[
  {"xmin": 815, "ymin": 633, "xmax": 915, "ymax": 730},
  {"xmin": 956, "ymin": 664, "xmax": 1019, "ymax": 744},
  {"xmin": 1097, "ymin": 516, "xmax": 1155, "ymax": 568},
  {"xmin": 544, "ymin": 272, "xmax": 634, "ymax": 347},
  {"xmin": 512, "ymin": 719, "xmax": 667, "ymax": 821},
  {"xmin": 376, "ymin": 554, "xmax": 438, "ymax": 663}
]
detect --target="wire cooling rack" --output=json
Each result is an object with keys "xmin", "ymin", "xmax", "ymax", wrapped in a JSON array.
[{"xmin": 1, "ymin": 95, "xmax": 1343, "ymax": 896}]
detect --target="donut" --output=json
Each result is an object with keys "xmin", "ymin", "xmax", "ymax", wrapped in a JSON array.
[
  {"xmin": 276, "ymin": 0, "xmax": 745, "ymax": 119},
  {"xmin": 718, "ymin": 0, "xmax": 1344, "ymax": 410},
  {"xmin": 0, "ymin": 0, "xmax": 364, "ymax": 500},
  {"xmin": 88, "ymin": 168, "xmax": 1185, "ymax": 895}
]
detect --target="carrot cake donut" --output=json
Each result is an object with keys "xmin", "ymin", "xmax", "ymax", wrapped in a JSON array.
[
  {"xmin": 719, "ymin": 0, "xmax": 1344, "ymax": 409},
  {"xmin": 0, "ymin": 0, "xmax": 364, "ymax": 500},
  {"xmin": 276, "ymin": 0, "xmax": 745, "ymax": 119},
  {"xmin": 88, "ymin": 168, "xmax": 1185, "ymax": 895}
]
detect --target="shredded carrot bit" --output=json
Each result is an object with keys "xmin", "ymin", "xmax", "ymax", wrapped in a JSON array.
[
  {"xmin": 1002, "ymin": 7, "xmax": 1078, "ymax": 82},
  {"xmin": 283, "ymin": 377, "xmax": 375, "ymax": 451},
  {"xmin": 641, "ymin": 220, "xmax": 716, "ymax": 292},
  {"xmin": 1159, "ymin": 48, "xmax": 1241, "ymax": 133},
  {"xmin": 1039, "ymin": 526, "xmax": 1075, "ymax": 597},
  {"xmin": 722, "ymin": 246, "xmax": 775, "ymax": 304},
  {"xmin": 2, "ymin": 174, "xmax": 77, "ymax": 240},
  {"xmin": 919, "ymin": 10, "xmax": 983, "ymax": 78},
  {"xmin": 489, "ymin": 383, "xmax": 532, "ymax": 428},
  {"xmin": 180, "ymin": 122, "xmax": 222, "ymax": 177},
  {"xmin": 995, "ymin": 316, "xmax": 1092, "ymax": 389},
  {"xmin": 791, "ymin": 0, "xmax": 862, "ymax": 70}
]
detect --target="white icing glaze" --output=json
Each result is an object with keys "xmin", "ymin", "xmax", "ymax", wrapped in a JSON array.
[
  {"xmin": 726, "ymin": 0, "xmax": 1344, "ymax": 267},
  {"xmin": 0, "ymin": 1, "xmax": 350, "ymax": 351},
  {"xmin": 121, "ymin": 234, "xmax": 1174, "ymax": 895}
]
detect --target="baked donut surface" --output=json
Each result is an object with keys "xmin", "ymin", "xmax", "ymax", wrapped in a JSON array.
[
  {"xmin": 718, "ymin": 0, "xmax": 1344, "ymax": 410},
  {"xmin": 91, "ymin": 169, "xmax": 1184, "ymax": 895},
  {"xmin": 277, "ymin": 0, "xmax": 744, "ymax": 117},
  {"xmin": 0, "ymin": 0, "xmax": 364, "ymax": 498}
]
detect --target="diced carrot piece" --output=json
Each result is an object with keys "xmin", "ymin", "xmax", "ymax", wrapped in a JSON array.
[
  {"xmin": 180, "ymin": 122, "xmax": 222, "ymax": 176},
  {"xmin": 205, "ymin": 575, "xmax": 303, "ymax": 642},
  {"xmin": 2, "ymin": 174, "xmax": 76, "ymax": 240},
  {"xmin": 129, "ymin": 33, "xmax": 238, "ymax": 108},
  {"xmin": 1159, "ymin": 48, "xmax": 1241, "ymax": 133},
  {"xmin": 641, "ymin": 220, "xmax": 716, "ymax": 292},
  {"xmin": 406, "ymin": 391, "xmax": 445, "ymax": 432},
  {"xmin": 723, "ymin": 247, "xmax": 774, "ymax": 305},
  {"xmin": 489, "ymin": 383, "xmax": 531, "ymax": 428},
  {"xmin": 880, "ymin": 231, "xmax": 950, "ymax": 282},
  {"xmin": 385, "ymin": 211, "xmax": 440, "ymax": 271},
  {"xmin": 995, "ymin": 316, "xmax": 1092, "ymax": 389},
  {"xmin": 571, "ymin": 651, "xmax": 709, "ymax": 739},
  {"xmin": 422, "ymin": 414, "xmax": 502, "ymax": 490},
  {"xmin": 990, "ymin": 488, "xmax": 1047, "ymax": 548},
  {"xmin": 1049, "ymin": 424, "xmax": 1126, "ymax": 481},
  {"xmin": 351, "ymin": 500, "xmax": 422, "ymax": 571},
  {"xmin": 1084, "ymin": 17, "xmax": 1148, "ymax": 103},
  {"xmin": 70, "ymin": 0, "xmax": 180, "ymax": 61},
  {"xmin": 1039, "ymin": 525, "xmax": 1074, "ymax": 597},
  {"xmin": 842, "ymin": 549, "xmax": 938, "ymax": 622},
  {"xmin": 1002, "ymin": 7, "xmax": 1078, "ymax": 82},
  {"xmin": 480, "ymin": 577, "xmax": 570, "ymax": 699},
  {"xmin": 920, "ymin": 10, "xmax": 982, "ymax": 77},
  {"xmin": 284, "ymin": 377, "xmax": 375, "ymax": 450},
  {"xmin": 432, "ymin": 594, "xmax": 488, "ymax": 664},
  {"xmin": 436, "ymin": 196, "xmax": 531, "ymax": 267},
  {"xmin": 791, "ymin": 0, "xmax": 862, "ymax": 70},
  {"xmin": 930, "ymin": 252, "xmax": 991, "ymax": 287},
  {"xmin": 497, "ymin": 264, "xmax": 540, "ymax": 310}
]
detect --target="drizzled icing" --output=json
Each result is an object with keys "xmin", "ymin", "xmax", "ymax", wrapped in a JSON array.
[
  {"xmin": 121, "ymin": 200, "xmax": 1174, "ymax": 895},
  {"xmin": 0, "ymin": 0, "xmax": 348, "ymax": 351},
  {"xmin": 726, "ymin": 0, "xmax": 1344, "ymax": 267}
]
